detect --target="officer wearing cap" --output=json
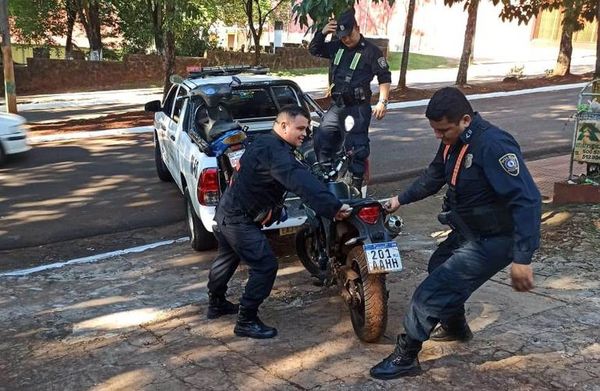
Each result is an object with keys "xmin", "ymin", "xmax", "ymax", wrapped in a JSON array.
[
  {"xmin": 370, "ymin": 87, "xmax": 542, "ymax": 379},
  {"xmin": 206, "ymin": 105, "xmax": 352, "ymax": 339},
  {"xmin": 309, "ymin": 8, "xmax": 392, "ymax": 190}
]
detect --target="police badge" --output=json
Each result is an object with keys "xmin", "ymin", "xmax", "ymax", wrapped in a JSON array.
[
  {"xmin": 377, "ymin": 57, "xmax": 388, "ymax": 69},
  {"xmin": 499, "ymin": 153, "xmax": 520, "ymax": 176},
  {"xmin": 464, "ymin": 153, "xmax": 473, "ymax": 169}
]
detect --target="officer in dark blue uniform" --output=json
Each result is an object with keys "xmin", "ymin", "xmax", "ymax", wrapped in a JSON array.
[
  {"xmin": 309, "ymin": 8, "xmax": 391, "ymax": 190},
  {"xmin": 206, "ymin": 105, "xmax": 352, "ymax": 339},
  {"xmin": 370, "ymin": 87, "xmax": 542, "ymax": 379}
]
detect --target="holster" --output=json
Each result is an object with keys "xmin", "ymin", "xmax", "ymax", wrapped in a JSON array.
[{"xmin": 437, "ymin": 211, "xmax": 478, "ymax": 242}]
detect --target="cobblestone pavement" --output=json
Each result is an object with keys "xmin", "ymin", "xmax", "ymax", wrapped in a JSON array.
[{"xmin": 0, "ymin": 196, "xmax": 598, "ymax": 390}]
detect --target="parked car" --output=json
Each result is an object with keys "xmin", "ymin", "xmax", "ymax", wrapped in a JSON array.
[
  {"xmin": 145, "ymin": 66, "xmax": 324, "ymax": 251},
  {"xmin": 0, "ymin": 112, "xmax": 30, "ymax": 165}
]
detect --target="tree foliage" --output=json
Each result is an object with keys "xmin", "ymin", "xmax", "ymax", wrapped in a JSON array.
[
  {"xmin": 9, "ymin": 0, "xmax": 65, "ymax": 45},
  {"xmin": 497, "ymin": 0, "xmax": 598, "ymax": 76},
  {"xmin": 240, "ymin": 0, "xmax": 287, "ymax": 65},
  {"xmin": 292, "ymin": 0, "xmax": 395, "ymax": 32}
]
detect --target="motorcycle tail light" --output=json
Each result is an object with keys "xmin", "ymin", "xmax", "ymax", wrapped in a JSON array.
[
  {"xmin": 357, "ymin": 206, "xmax": 380, "ymax": 224},
  {"xmin": 198, "ymin": 168, "xmax": 220, "ymax": 206}
]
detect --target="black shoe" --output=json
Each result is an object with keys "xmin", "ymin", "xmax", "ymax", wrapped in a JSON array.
[
  {"xmin": 351, "ymin": 176, "xmax": 363, "ymax": 191},
  {"xmin": 206, "ymin": 293, "xmax": 239, "ymax": 319},
  {"xmin": 369, "ymin": 334, "xmax": 422, "ymax": 380},
  {"xmin": 234, "ymin": 306, "xmax": 277, "ymax": 339},
  {"xmin": 430, "ymin": 320, "xmax": 473, "ymax": 342}
]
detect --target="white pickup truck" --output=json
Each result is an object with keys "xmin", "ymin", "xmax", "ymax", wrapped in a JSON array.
[{"xmin": 145, "ymin": 67, "xmax": 323, "ymax": 251}]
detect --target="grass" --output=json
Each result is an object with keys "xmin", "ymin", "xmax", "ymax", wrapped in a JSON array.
[
  {"xmin": 387, "ymin": 52, "xmax": 458, "ymax": 71},
  {"xmin": 274, "ymin": 52, "xmax": 457, "ymax": 76}
]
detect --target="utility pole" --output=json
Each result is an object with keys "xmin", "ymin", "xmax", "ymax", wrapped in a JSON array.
[{"xmin": 0, "ymin": 0, "xmax": 16, "ymax": 113}]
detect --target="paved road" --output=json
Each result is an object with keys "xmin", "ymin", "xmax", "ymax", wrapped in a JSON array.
[{"xmin": 0, "ymin": 89, "xmax": 579, "ymax": 251}]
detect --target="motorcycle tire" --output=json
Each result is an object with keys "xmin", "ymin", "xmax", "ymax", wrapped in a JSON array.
[
  {"xmin": 295, "ymin": 226, "xmax": 321, "ymax": 277},
  {"xmin": 346, "ymin": 245, "xmax": 388, "ymax": 342}
]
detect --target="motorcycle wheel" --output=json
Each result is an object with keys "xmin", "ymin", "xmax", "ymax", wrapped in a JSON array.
[
  {"xmin": 346, "ymin": 245, "xmax": 388, "ymax": 342},
  {"xmin": 295, "ymin": 226, "xmax": 321, "ymax": 277}
]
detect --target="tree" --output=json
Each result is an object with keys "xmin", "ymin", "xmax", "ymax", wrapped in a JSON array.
[
  {"xmin": 241, "ymin": 0, "xmax": 286, "ymax": 65},
  {"xmin": 9, "ymin": 0, "xmax": 64, "ymax": 45},
  {"xmin": 442, "ymin": 0, "xmax": 480, "ymax": 86},
  {"xmin": 499, "ymin": 0, "xmax": 597, "ymax": 76},
  {"xmin": 595, "ymin": 0, "xmax": 600, "ymax": 79},
  {"xmin": 75, "ymin": 0, "xmax": 103, "ymax": 59},
  {"xmin": 65, "ymin": 0, "xmax": 78, "ymax": 58},
  {"xmin": 398, "ymin": 0, "xmax": 416, "ymax": 90}
]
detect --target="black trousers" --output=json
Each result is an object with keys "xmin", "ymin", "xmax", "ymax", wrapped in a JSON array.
[
  {"xmin": 314, "ymin": 102, "xmax": 371, "ymax": 179},
  {"xmin": 207, "ymin": 221, "xmax": 278, "ymax": 310},
  {"xmin": 403, "ymin": 231, "xmax": 513, "ymax": 342}
]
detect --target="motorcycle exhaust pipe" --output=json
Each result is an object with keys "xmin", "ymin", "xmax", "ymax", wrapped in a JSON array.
[{"xmin": 385, "ymin": 215, "xmax": 403, "ymax": 236}]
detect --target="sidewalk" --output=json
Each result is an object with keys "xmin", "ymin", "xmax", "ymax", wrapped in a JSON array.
[{"xmin": 1, "ymin": 178, "xmax": 598, "ymax": 390}]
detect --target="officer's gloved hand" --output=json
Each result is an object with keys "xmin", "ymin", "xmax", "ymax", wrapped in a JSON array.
[{"xmin": 335, "ymin": 204, "xmax": 352, "ymax": 220}]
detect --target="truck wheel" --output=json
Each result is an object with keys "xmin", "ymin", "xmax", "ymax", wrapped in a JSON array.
[
  {"xmin": 0, "ymin": 144, "xmax": 6, "ymax": 165},
  {"xmin": 184, "ymin": 189, "xmax": 217, "ymax": 251},
  {"xmin": 154, "ymin": 133, "xmax": 173, "ymax": 182},
  {"xmin": 346, "ymin": 246, "xmax": 388, "ymax": 342}
]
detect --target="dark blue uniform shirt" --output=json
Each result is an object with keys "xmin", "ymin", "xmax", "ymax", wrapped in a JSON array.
[
  {"xmin": 398, "ymin": 113, "xmax": 541, "ymax": 264},
  {"xmin": 308, "ymin": 32, "xmax": 391, "ymax": 100},
  {"xmin": 217, "ymin": 132, "xmax": 342, "ymax": 224}
]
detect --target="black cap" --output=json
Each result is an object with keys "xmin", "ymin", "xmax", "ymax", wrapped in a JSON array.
[{"xmin": 336, "ymin": 9, "xmax": 357, "ymax": 38}]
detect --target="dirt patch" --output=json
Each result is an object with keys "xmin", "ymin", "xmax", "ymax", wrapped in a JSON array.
[{"xmin": 26, "ymin": 110, "xmax": 154, "ymax": 135}]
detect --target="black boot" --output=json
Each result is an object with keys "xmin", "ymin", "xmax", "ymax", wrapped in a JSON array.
[
  {"xmin": 351, "ymin": 176, "xmax": 363, "ymax": 191},
  {"xmin": 234, "ymin": 306, "xmax": 277, "ymax": 339},
  {"xmin": 369, "ymin": 334, "xmax": 422, "ymax": 380},
  {"xmin": 206, "ymin": 292, "xmax": 239, "ymax": 319},
  {"xmin": 430, "ymin": 317, "xmax": 473, "ymax": 342}
]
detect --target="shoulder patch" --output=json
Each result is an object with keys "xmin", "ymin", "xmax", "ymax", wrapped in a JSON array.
[
  {"xmin": 499, "ymin": 153, "xmax": 519, "ymax": 176},
  {"xmin": 377, "ymin": 57, "xmax": 388, "ymax": 69}
]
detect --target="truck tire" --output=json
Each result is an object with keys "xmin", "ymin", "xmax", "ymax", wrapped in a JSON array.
[
  {"xmin": 154, "ymin": 133, "xmax": 173, "ymax": 182},
  {"xmin": 0, "ymin": 144, "xmax": 6, "ymax": 165},
  {"xmin": 184, "ymin": 189, "xmax": 217, "ymax": 251}
]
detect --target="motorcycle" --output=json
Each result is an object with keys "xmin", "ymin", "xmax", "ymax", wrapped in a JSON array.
[
  {"xmin": 296, "ymin": 116, "xmax": 404, "ymax": 342},
  {"xmin": 193, "ymin": 76, "xmax": 247, "ymax": 191}
]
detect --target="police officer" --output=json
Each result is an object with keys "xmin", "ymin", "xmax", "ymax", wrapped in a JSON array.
[
  {"xmin": 206, "ymin": 105, "xmax": 352, "ymax": 339},
  {"xmin": 370, "ymin": 87, "xmax": 542, "ymax": 379},
  {"xmin": 309, "ymin": 8, "xmax": 391, "ymax": 190}
]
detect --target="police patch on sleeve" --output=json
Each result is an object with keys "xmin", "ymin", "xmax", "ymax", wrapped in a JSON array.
[
  {"xmin": 499, "ymin": 153, "xmax": 520, "ymax": 176},
  {"xmin": 377, "ymin": 57, "xmax": 388, "ymax": 69}
]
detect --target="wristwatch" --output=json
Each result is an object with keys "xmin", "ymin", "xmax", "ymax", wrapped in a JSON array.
[{"xmin": 378, "ymin": 99, "xmax": 388, "ymax": 108}]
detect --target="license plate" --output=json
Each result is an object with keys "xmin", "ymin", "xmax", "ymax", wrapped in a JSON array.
[
  {"xmin": 279, "ymin": 226, "xmax": 299, "ymax": 236},
  {"xmin": 227, "ymin": 149, "xmax": 245, "ymax": 169},
  {"xmin": 364, "ymin": 241, "xmax": 403, "ymax": 274}
]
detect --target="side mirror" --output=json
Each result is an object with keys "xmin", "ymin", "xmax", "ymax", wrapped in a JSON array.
[{"xmin": 144, "ymin": 100, "xmax": 162, "ymax": 112}]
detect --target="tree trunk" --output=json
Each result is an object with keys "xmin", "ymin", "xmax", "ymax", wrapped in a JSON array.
[
  {"xmin": 398, "ymin": 0, "xmax": 416, "ymax": 90},
  {"xmin": 553, "ymin": 20, "xmax": 574, "ymax": 76},
  {"xmin": 245, "ymin": 0, "xmax": 261, "ymax": 66},
  {"xmin": 77, "ymin": 0, "xmax": 103, "ymax": 59},
  {"xmin": 596, "ymin": 1, "xmax": 600, "ymax": 79},
  {"xmin": 163, "ymin": 0, "xmax": 176, "ymax": 96},
  {"xmin": 150, "ymin": 0, "xmax": 164, "ymax": 54},
  {"xmin": 456, "ymin": 0, "xmax": 479, "ymax": 86},
  {"xmin": 65, "ymin": 0, "xmax": 78, "ymax": 59}
]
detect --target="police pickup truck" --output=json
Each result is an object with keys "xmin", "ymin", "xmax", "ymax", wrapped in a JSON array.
[{"xmin": 145, "ymin": 66, "xmax": 323, "ymax": 251}]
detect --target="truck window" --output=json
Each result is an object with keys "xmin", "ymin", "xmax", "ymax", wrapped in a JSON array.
[
  {"xmin": 173, "ymin": 87, "xmax": 187, "ymax": 123},
  {"xmin": 271, "ymin": 85, "xmax": 300, "ymax": 108},
  {"xmin": 227, "ymin": 88, "xmax": 278, "ymax": 119},
  {"xmin": 162, "ymin": 85, "xmax": 178, "ymax": 116}
]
